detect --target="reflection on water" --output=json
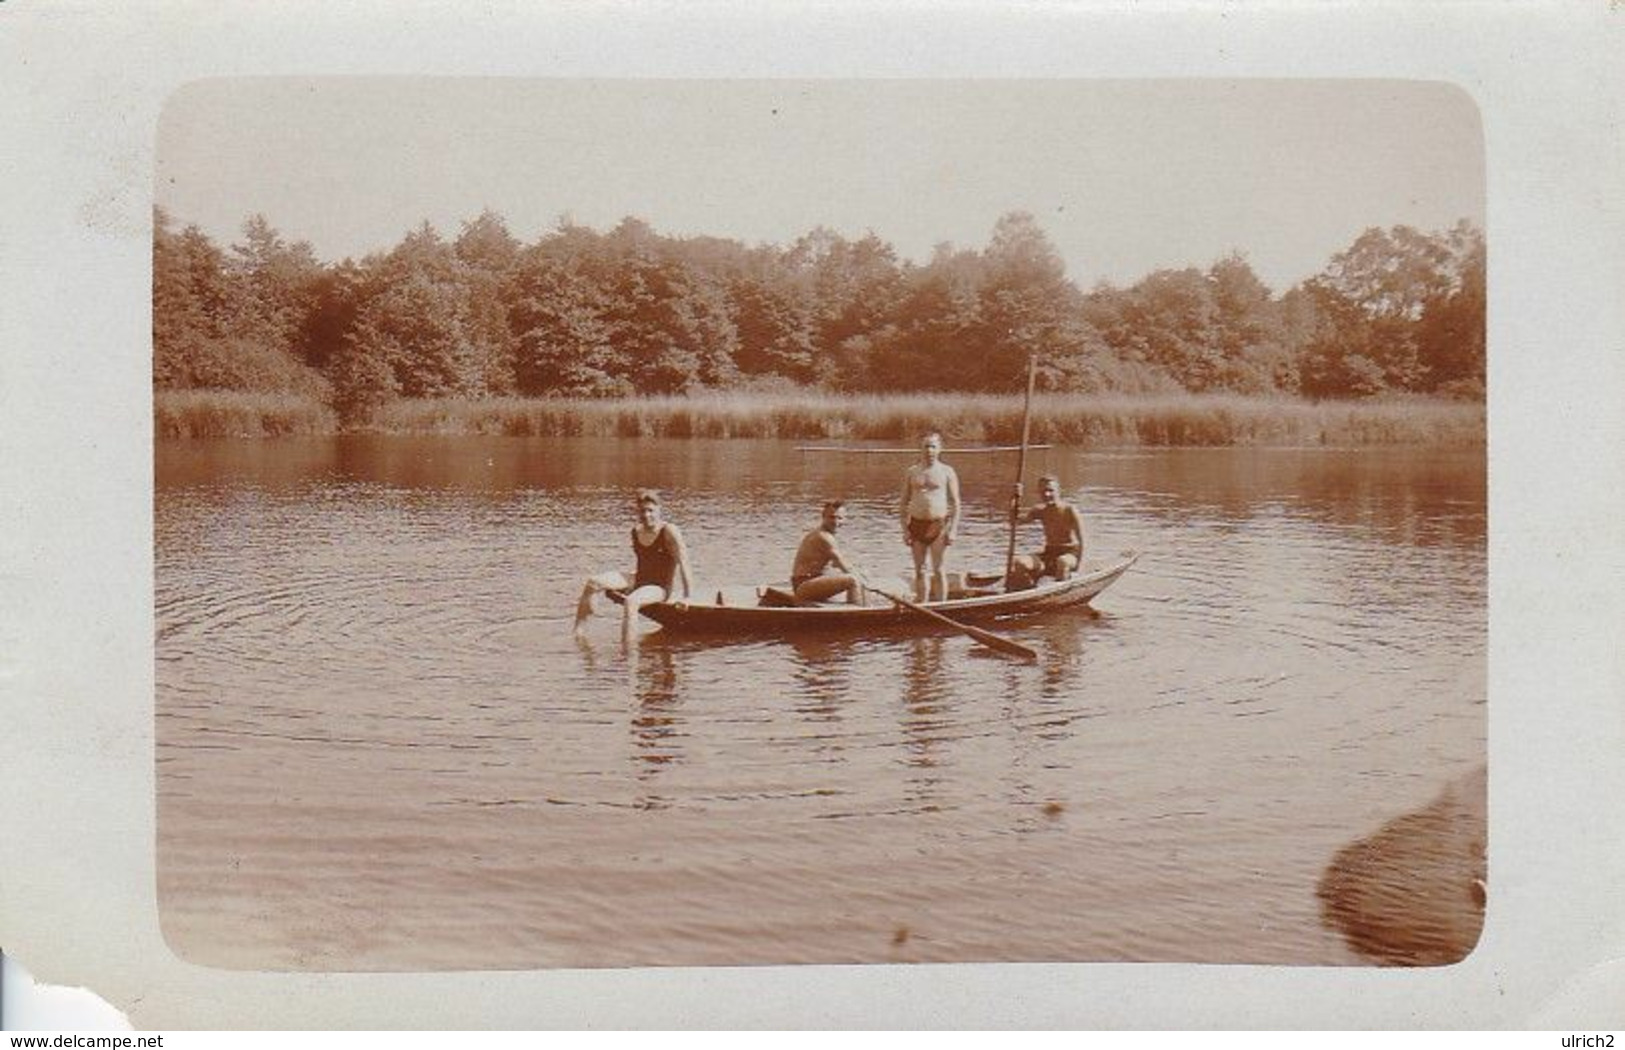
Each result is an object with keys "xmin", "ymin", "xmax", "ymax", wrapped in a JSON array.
[
  {"xmin": 156, "ymin": 436, "xmax": 1485, "ymax": 969},
  {"xmin": 631, "ymin": 644, "xmax": 682, "ymax": 792},
  {"xmin": 785, "ymin": 636, "xmax": 857, "ymax": 769},
  {"xmin": 900, "ymin": 637, "xmax": 949, "ymax": 809},
  {"xmin": 1038, "ymin": 604, "xmax": 1103, "ymax": 699}
]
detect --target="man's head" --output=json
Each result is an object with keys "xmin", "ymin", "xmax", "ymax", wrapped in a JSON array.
[
  {"xmin": 636, "ymin": 489, "xmax": 662, "ymax": 522},
  {"xmin": 821, "ymin": 499, "xmax": 847, "ymax": 531},
  {"xmin": 920, "ymin": 432, "xmax": 943, "ymax": 462},
  {"xmin": 1039, "ymin": 475, "xmax": 1061, "ymax": 504}
]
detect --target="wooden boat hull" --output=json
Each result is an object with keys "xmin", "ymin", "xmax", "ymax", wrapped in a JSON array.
[{"xmin": 613, "ymin": 551, "xmax": 1137, "ymax": 637}]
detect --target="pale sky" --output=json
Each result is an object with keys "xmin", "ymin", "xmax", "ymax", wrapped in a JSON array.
[{"xmin": 156, "ymin": 78, "xmax": 1483, "ymax": 293}]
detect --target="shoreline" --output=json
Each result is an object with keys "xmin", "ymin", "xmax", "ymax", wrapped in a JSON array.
[{"xmin": 155, "ymin": 390, "xmax": 1486, "ymax": 447}]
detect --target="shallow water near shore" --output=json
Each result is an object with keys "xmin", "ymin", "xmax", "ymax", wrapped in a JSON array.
[{"xmin": 155, "ymin": 436, "xmax": 1486, "ymax": 969}]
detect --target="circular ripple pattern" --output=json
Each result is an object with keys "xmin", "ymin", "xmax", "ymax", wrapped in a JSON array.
[{"xmin": 156, "ymin": 437, "xmax": 1486, "ymax": 970}]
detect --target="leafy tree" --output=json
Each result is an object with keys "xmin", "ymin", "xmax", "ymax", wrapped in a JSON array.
[
  {"xmin": 785, "ymin": 227, "xmax": 907, "ymax": 385},
  {"xmin": 332, "ymin": 224, "xmax": 482, "ymax": 404},
  {"xmin": 1318, "ymin": 225, "xmax": 1453, "ymax": 321},
  {"xmin": 1415, "ymin": 222, "xmax": 1486, "ymax": 397},
  {"xmin": 153, "ymin": 208, "xmax": 230, "ymax": 388},
  {"xmin": 602, "ymin": 247, "xmax": 739, "ymax": 393},
  {"xmin": 509, "ymin": 256, "xmax": 629, "ymax": 397},
  {"xmin": 1269, "ymin": 285, "xmax": 1325, "ymax": 395},
  {"xmin": 508, "ymin": 223, "xmax": 620, "ymax": 396},
  {"xmin": 866, "ymin": 241, "xmax": 985, "ymax": 390},
  {"xmin": 349, "ymin": 273, "xmax": 477, "ymax": 398},
  {"xmin": 1303, "ymin": 225, "xmax": 1458, "ymax": 393},
  {"xmin": 329, "ymin": 336, "xmax": 401, "ymax": 421},
  {"xmin": 454, "ymin": 209, "xmax": 522, "ymax": 272},
  {"xmin": 1087, "ymin": 268, "xmax": 1224, "ymax": 391},
  {"xmin": 730, "ymin": 271, "xmax": 820, "ymax": 382},
  {"xmin": 1297, "ymin": 280, "xmax": 1392, "ymax": 398},
  {"xmin": 152, "ymin": 209, "xmax": 325, "ymax": 396},
  {"xmin": 723, "ymin": 245, "xmax": 820, "ymax": 382},
  {"xmin": 299, "ymin": 259, "xmax": 367, "ymax": 373},
  {"xmin": 455, "ymin": 211, "xmax": 523, "ymax": 394},
  {"xmin": 153, "ymin": 205, "xmax": 1483, "ymax": 411},
  {"xmin": 1206, "ymin": 254, "xmax": 1292, "ymax": 393},
  {"xmin": 976, "ymin": 212, "xmax": 1094, "ymax": 390},
  {"xmin": 228, "ymin": 214, "xmax": 323, "ymax": 353},
  {"xmin": 512, "ymin": 217, "xmax": 744, "ymax": 394}
]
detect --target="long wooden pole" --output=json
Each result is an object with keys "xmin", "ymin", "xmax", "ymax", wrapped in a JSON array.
[{"xmin": 1003, "ymin": 354, "xmax": 1038, "ymax": 588}]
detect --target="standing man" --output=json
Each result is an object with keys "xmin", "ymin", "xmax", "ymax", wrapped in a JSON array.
[
  {"xmin": 790, "ymin": 500, "xmax": 867, "ymax": 605},
  {"xmin": 899, "ymin": 431, "xmax": 961, "ymax": 602},
  {"xmin": 575, "ymin": 489, "xmax": 694, "ymax": 642},
  {"xmin": 1010, "ymin": 474, "xmax": 1085, "ymax": 588}
]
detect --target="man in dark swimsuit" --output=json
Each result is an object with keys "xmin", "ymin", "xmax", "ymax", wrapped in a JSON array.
[
  {"xmin": 575, "ymin": 489, "xmax": 694, "ymax": 642},
  {"xmin": 1010, "ymin": 474, "xmax": 1085, "ymax": 588},
  {"xmin": 790, "ymin": 500, "xmax": 867, "ymax": 605}
]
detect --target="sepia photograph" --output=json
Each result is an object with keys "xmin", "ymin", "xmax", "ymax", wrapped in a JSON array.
[
  {"xmin": 8, "ymin": 1, "xmax": 1625, "ymax": 1030},
  {"xmin": 151, "ymin": 78, "xmax": 1487, "ymax": 972}
]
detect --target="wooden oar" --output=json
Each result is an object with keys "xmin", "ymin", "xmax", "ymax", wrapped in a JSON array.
[{"xmin": 857, "ymin": 574, "xmax": 1037, "ymax": 661}]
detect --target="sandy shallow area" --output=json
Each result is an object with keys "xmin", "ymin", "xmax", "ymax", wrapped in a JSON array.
[{"xmin": 1318, "ymin": 765, "xmax": 1488, "ymax": 965}]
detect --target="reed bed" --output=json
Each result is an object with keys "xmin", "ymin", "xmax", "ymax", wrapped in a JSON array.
[
  {"xmin": 153, "ymin": 389, "xmax": 1483, "ymax": 446},
  {"xmin": 365, "ymin": 392, "xmax": 1485, "ymax": 448},
  {"xmin": 154, "ymin": 390, "xmax": 337, "ymax": 439}
]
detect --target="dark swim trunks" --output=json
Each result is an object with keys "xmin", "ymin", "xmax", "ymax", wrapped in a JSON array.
[
  {"xmin": 906, "ymin": 517, "xmax": 946, "ymax": 546},
  {"xmin": 1040, "ymin": 543, "xmax": 1082, "ymax": 577}
]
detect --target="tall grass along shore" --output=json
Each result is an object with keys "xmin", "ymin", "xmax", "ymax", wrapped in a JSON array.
[
  {"xmin": 157, "ymin": 390, "xmax": 1484, "ymax": 448},
  {"xmin": 155, "ymin": 390, "xmax": 336, "ymax": 439}
]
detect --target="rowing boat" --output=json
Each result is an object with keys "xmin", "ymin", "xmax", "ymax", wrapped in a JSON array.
[{"xmin": 608, "ymin": 550, "xmax": 1137, "ymax": 637}]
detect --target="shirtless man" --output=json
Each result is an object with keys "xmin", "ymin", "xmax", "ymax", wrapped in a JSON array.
[
  {"xmin": 1011, "ymin": 474, "xmax": 1085, "ymax": 588},
  {"xmin": 574, "ymin": 489, "xmax": 694, "ymax": 642},
  {"xmin": 790, "ymin": 500, "xmax": 867, "ymax": 606},
  {"xmin": 899, "ymin": 431, "xmax": 961, "ymax": 602}
]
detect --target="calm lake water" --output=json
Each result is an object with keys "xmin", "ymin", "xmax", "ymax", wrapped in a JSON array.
[{"xmin": 155, "ymin": 436, "xmax": 1486, "ymax": 970}]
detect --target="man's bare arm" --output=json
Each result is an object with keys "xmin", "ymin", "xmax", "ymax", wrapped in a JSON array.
[{"xmin": 670, "ymin": 525, "xmax": 694, "ymax": 598}]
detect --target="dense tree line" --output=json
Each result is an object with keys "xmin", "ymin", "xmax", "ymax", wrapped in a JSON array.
[{"xmin": 153, "ymin": 207, "xmax": 1485, "ymax": 418}]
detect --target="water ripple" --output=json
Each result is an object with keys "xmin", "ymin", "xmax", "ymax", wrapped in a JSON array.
[{"xmin": 155, "ymin": 438, "xmax": 1485, "ymax": 970}]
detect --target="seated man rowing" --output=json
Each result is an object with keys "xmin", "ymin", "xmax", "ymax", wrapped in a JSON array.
[
  {"xmin": 1009, "ymin": 474, "xmax": 1085, "ymax": 589},
  {"xmin": 790, "ymin": 500, "xmax": 868, "ymax": 606}
]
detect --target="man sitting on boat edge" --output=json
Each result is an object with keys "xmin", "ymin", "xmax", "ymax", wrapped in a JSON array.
[
  {"xmin": 790, "ymin": 500, "xmax": 868, "ymax": 606},
  {"xmin": 1008, "ymin": 474, "xmax": 1085, "ymax": 590},
  {"xmin": 574, "ymin": 488, "xmax": 694, "ymax": 641}
]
